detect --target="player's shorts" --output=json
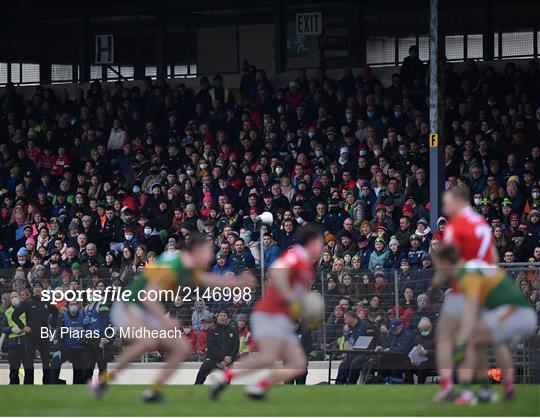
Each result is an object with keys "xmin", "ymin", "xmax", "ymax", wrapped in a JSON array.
[
  {"xmin": 110, "ymin": 301, "xmax": 164, "ymax": 332},
  {"xmin": 441, "ymin": 293, "xmax": 465, "ymax": 319},
  {"xmin": 482, "ymin": 305, "xmax": 537, "ymax": 344},
  {"xmin": 250, "ymin": 311, "xmax": 297, "ymax": 342}
]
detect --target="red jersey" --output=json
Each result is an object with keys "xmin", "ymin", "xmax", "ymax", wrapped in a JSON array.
[
  {"xmin": 444, "ymin": 207, "xmax": 495, "ymax": 263},
  {"xmin": 254, "ymin": 245, "xmax": 314, "ymax": 316}
]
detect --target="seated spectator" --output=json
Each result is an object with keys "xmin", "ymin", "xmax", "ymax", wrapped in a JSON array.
[
  {"xmin": 408, "ymin": 293, "xmax": 438, "ymax": 331},
  {"xmin": 194, "ymin": 310, "xmax": 239, "ymax": 384},
  {"xmin": 404, "ymin": 317, "xmax": 436, "ymax": 384}
]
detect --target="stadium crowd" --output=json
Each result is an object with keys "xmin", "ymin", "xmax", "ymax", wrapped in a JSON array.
[{"xmin": 0, "ymin": 50, "xmax": 539, "ymax": 383}]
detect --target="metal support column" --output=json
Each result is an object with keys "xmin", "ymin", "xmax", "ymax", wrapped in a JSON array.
[
  {"xmin": 156, "ymin": 17, "xmax": 167, "ymax": 79},
  {"xmin": 134, "ymin": 14, "xmax": 145, "ymax": 80},
  {"xmin": 428, "ymin": 0, "xmax": 445, "ymax": 232},
  {"xmin": 483, "ymin": 0, "xmax": 494, "ymax": 61},
  {"xmin": 78, "ymin": 13, "xmax": 90, "ymax": 83},
  {"xmin": 274, "ymin": 0, "xmax": 286, "ymax": 74}
]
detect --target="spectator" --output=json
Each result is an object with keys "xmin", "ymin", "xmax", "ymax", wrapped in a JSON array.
[
  {"xmin": 194, "ymin": 310, "xmax": 239, "ymax": 384},
  {"xmin": 192, "ymin": 300, "xmax": 212, "ymax": 331},
  {"xmin": 335, "ymin": 310, "xmax": 378, "ymax": 384}
]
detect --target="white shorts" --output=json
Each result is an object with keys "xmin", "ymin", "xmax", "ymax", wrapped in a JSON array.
[
  {"xmin": 482, "ymin": 305, "xmax": 537, "ymax": 344},
  {"xmin": 110, "ymin": 301, "xmax": 164, "ymax": 331},
  {"xmin": 441, "ymin": 293, "xmax": 465, "ymax": 319},
  {"xmin": 250, "ymin": 311, "xmax": 297, "ymax": 342}
]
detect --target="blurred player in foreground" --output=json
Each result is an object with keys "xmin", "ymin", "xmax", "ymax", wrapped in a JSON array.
[
  {"xmin": 90, "ymin": 233, "xmax": 253, "ymax": 402},
  {"xmin": 433, "ymin": 245, "xmax": 536, "ymax": 405},
  {"xmin": 210, "ymin": 224, "xmax": 324, "ymax": 400},
  {"xmin": 433, "ymin": 187, "xmax": 498, "ymax": 401}
]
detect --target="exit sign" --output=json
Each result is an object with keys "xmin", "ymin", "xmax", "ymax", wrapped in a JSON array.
[{"xmin": 296, "ymin": 12, "xmax": 322, "ymax": 35}]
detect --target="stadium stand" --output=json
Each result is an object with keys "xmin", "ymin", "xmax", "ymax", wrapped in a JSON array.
[{"xmin": 0, "ymin": 56, "xmax": 539, "ymax": 382}]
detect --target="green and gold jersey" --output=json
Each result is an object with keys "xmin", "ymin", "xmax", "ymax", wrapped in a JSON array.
[
  {"xmin": 126, "ymin": 252, "xmax": 196, "ymax": 305},
  {"xmin": 457, "ymin": 261, "xmax": 529, "ymax": 309}
]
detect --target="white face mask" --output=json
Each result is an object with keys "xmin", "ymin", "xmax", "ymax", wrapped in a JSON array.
[
  {"xmin": 308, "ymin": 132, "xmax": 315, "ymax": 139},
  {"xmin": 125, "ymin": 234, "xmax": 133, "ymax": 241},
  {"xmin": 187, "ymin": 169, "xmax": 194, "ymax": 176},
  {"xmin": 420, "ymin": 330, "xmax": 431, "ymax": 337},
  {"xmin": 373, "ymin": 149, "xmax": 381, "ymax": 157},
  {"xmin": 11, "ymin": 298, "xmax": 20, "ymax": 307},
  {"xmin": 132, "ymin": 186, "xmax": 141, "ymax": 194},
  {"xmin": 473, "ymin": 197, "xmax": 482, "ymax": 206},
  {"xmin": 275, "ymin": 167, "xmax": 283, "ymax": 175},
  {"xmin": 144, "ymin": 227, "xmax": 152, "ymax": 235}
]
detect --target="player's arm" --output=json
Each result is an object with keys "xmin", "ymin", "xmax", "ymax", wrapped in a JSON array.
[{"xmin": 266, "ymin": 259, "xmax": 294, "ymax": 301}]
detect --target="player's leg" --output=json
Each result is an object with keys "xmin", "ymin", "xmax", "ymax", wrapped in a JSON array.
[
  {"xmin": 139, "ymin": 336, "xmax": 192, "ymax": 402},
  {"xmin": 434, "ymin": 310, "xmax": 459, "ymax": 401},
  {"xmin": 245, "ymin": 337, "xmax": 307, "ymax": 400},
  {"xmin": 209, "ymin": 336, "xmax": 282, "ymax": 400}
]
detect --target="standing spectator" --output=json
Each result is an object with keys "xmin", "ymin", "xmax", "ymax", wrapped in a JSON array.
[
  {"xmin": 1, "ymin": 291, "xmax": 27, "ymax": 384},
  {"xmin": 13, "ymin": 281, "xmax": 58, "ymax": 384}
]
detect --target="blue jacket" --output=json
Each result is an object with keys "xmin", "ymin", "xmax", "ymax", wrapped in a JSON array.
[
  {"xmin": 263, "ymin": 243, "xmax": 281, "ymax": 267},
  {"xmin": 344, "ymin": 318, "xmax": 377, "ymax": 349},
  {"xmin": 212, "ymin": 262, "xmax": 234, "ymax": 276},
  {"xmin": 83, "ymin": 302, "xmax": 110, "ymax": 338},
  {"xmin": 388, "ymin": 329, "xmax": 415, "ymax": 354},
  {"xmin": 59, "ymin": 310, "xmax": 85, "ymax": 349}
]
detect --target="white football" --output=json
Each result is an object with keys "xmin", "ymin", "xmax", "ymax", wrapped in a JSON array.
[{"xmin": 300, "ymin": 291, "xmax": 324, "ymax": 324}]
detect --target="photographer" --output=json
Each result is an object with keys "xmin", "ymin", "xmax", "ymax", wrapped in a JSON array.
[{"xmin": 194, "ymin": 310, "xmax": 239, "ymax": 384}]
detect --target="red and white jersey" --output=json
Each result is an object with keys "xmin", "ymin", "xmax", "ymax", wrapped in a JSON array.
[
  {"xmin": 254, "ymin": 245, "xmax": 315, "ymax": 316},
  {"xmin": 444, "ymin": 206, "xmax": 496, "ymax": 264}
]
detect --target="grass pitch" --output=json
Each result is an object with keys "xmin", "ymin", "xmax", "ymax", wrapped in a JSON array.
[{"xmin": 0, "ymin": 385, "xmax": 539, "ymax": 416}]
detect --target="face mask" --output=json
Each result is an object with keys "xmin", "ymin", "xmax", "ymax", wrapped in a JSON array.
[
  {"xmin": 394, "ymin": 111, "xmax": 402, "ymax": 118},
  {"xmin": 125, "ymin": 234, "xmax": 133, "ymax": 241},
  {"xmin": 359, "ymin": 150, "xmax": 367, "ymax": 157},
  {"xmin": 346, "ymin": 112, "xmax": 354, "ymax": 121},
  {"xmin": 532, "ymin": 192, "xmax": 540, "ymax": 199},
  {"xmin": 76, "ymin": 198, "xmax": 83, "ymax": 204},
  {"xmin": 200, "ymin": 163, "xmax": 208, "ymax": 169},
  {"xmin": 240, "ymin": 233, "xmax": 251, "ymax": 243},
  {"xmin": 315, "ymin": 150, "xmax": 322, "ymax": 157},
  {"xmin": 11, "ymin": 298, "xmax": 20, "ymax": 307},
  {"xmin": 277, "ymin": 105, "xmax": 284, "ymax": 114},
  {"xmin": 132, "ymin": 186, "xmax": 141, "ymax": 194},
  {"xmin": 367, "ymin": 111, "xmax": 374, "ymax": 118},
  {"xmin": 275, "ymin": 167, "xmax": 283, "ymax": 175},
  {"xmin": 183, "ymin": 327, "xmax": 191, "ymax": 333},
  {"xmin": 106, "ymin": 197, "xmax": 114, "ymax": 204},
  {"xmin": 308, "ymin": 132, "xmax": 315, "ymax": 139},
  {"xmin": 160, "ymin": 170, "xmax": 167, "ymax": 177},
  {"xmin": 399, "ymin": 149, "xmax": 407, "ymax": 156},
  {"xmin": 373, "ymin": 149, "xmax": 381, "ymax": 157},
  {"xmin": 69, "ymin": 305, "xmax": 78, "ymax": 314},
  {"xmin": 473, "ymin": 198, "xmax": 482, "ymax": 206},
  {"xmin": 420, "ymin": 330, "xmax": 431, "ymax": 337},
  {"xmin": 187, "ymin": 169, "xmax": 194, "ymax": 176},
  {"xmin": 455, "ymin": 140, "xmax": 463, "ymax": 146},
  {"xmin": 144, "ymin": 227, "xmax": 152, "ymax": 235}
]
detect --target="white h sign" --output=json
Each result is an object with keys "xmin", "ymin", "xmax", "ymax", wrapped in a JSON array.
[
  {"xmin": 95, "ymin": 34, "xmax": 114, "ymax": 64},
  {"xmin": 296, "ymin": 12, "xmax": 322, "ymax": 35}
]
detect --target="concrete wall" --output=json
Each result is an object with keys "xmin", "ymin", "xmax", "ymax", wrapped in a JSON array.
[{"xmin": 0, "ymin": 361, "xmax": 339, "ymax": 385}]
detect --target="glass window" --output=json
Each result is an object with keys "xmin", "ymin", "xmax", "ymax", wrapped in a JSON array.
[{"xmin": 366, "ymin": 36, "xmax": 395, "ymax": 65}]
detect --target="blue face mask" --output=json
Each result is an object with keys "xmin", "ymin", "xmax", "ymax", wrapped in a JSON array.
[
  {"xmin": 308, "ymin": 132, "xmax": 315, "ymax": 139},
  {"xmin": 420, "ymin": 330, "xmax": 431, "ymax": 337},
  {"xmin": 394, "ymin": 111, "xmax": 402, "ymax": 118},
  {"xmin": 367, "ymin": 111, "xmax": 374, "ymax": 118}
]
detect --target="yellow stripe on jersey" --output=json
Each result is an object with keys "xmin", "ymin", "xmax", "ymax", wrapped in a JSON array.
[
  {"xmin": 459, "ymin": 269, "xmax": 505, "ymax": 305},
  {"xmin": 143, "ymin": 262, "xmax": 178, "ymax": 290}
]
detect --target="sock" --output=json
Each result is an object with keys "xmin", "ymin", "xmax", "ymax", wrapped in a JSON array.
[
  {"xmin": 440, "ymin": 376, "xmax": 453, "ymax": 391},
  {"xmin": 256, "ymin": 379, "xmax": 270, "ymax": 390},
  {"xmin": 152, "ymin": 383, "xmax": 162, "ymax": 393},
  {"xmin": 224, "ymin": 369, "xmax": 235, "ymax": 383},
  {"xmin": 503, "ymin": 379, "xmax": 514, "ymax": 393}
]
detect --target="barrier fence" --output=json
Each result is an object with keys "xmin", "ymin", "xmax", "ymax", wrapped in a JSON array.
[{"xmin": 0, "ymin": 263, "xmax": 538, "ymax": 383}]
